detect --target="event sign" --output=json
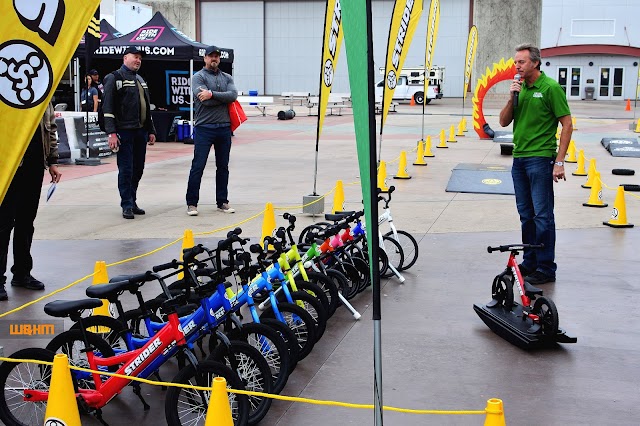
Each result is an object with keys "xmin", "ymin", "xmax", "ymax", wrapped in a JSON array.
[
  {"xmin": 463, "ymin": 25, "xmax": 478, "ymax": 101},
  {"xmin": 422, "ymin": 0, "xmax": 440, "ymax": 106},
  {"xmin": 0, "ymin": 0, "xmax": 100, "ymax": 202},
  {"xmin": 317, "ymin": 0, "xmax": 344, "ymax": 139}
]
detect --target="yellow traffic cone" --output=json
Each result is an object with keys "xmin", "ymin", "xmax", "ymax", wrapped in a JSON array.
[
  {"xmin": 394, "ymin": 151, "xmax": 411, "ymax": 179},
  {"xmin": 423, "ymin": 135, "xmax": 435, "ymax": 157},
  {"xmin": 177, "ymin": 229, "xmax": 195, "ymax": 280},
  {"xmin": 462, "ymin": 116, "xmax": 469, "ymax": 132},
  {"xmin": 413, "ymin": 142, "xmax": 428, "ymax": 166},
  {"xmin": 456, "ymin": 118, "xmax": 464, "ymax": 136},
  {"xmin": 332, "ymin": 180, "xmax": 345, "ymax": 213},
  {"xmin": 447, "ymin": 125, "xmax": 457, "ymax": 143},
  {"xmin": 261, "ymin": 202, "xmax": 276, "ymax": 248},
  {"xmin": 566, "ymin": 140, "xmax": 577, "ymax": 163},
  {"xmin": 572, "ymin": 116, "xmax": 578, "ymax": 131},
  {"xmin": 603, "ymin": 186, "xmax": 634, "ymax": 228},
  {"xmin": 377, "ymin": 161, "xmax": 390, "ymax": 192},
  {"xmin": 583, "ymin": 172, "xmax": 608, "ymax": 208},
  {"xmin": 635, "ymin": 119, "xmax": 640, "ymax": 133},
  {"xmin": 581, "ymin": 159, "xmax": 597, "ymax": 188},
  {"xmin": 44, "ymin": 354, "xmax": 81, "ymax": 426},
  {"xmin": 89, "ymin": 261, "xmax": 113, "ymax": 321},
  {"xmin": 437, "ymin": 129, "xmax": 448, "ymax": 148},
  {"xmin": 572, "ymin": 149, "xmax": 587, "ymax": 176},
  {"xmin": 483, "ymin": 398, "xmax": 506, "ymax": 426},
  {"xmin": 204, "ymin": 377, "xmax": 234, "ymax": 426}
]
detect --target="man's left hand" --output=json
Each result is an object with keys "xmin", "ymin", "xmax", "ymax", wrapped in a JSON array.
[
  {"xmin": 553, "ymin": 164, "xmax": 566, "ymax": 182},
  {"xmin": 49, "ymin": 165, "xmax": 62, "ymax": 183},
  {"xmin": 148, "ymin": 133, "xmax": 156, "ymax": 145}
]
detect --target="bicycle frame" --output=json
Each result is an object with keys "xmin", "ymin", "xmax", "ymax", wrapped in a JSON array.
[{"xmin": 506, "ymin": 252, "xmax": 539, "ymax": 322}]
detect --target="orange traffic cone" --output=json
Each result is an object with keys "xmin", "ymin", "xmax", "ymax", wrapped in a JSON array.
[
  {"xmin": 625, "ymin": 99, "xmax": 631, "ymax": 111},
  {"xmin": 572, "ymin": 149, "xmax": 587, "ymax": 176},
  {"xmin": 410, "ymin": 96, "xmax": 416, "ymax": 106},
  {"xmin": 603, "ymin": 186, "xmax": 634, "ymax": 228},
  {"xmin": 583, "ymin": 172, "xmax": 608, "ymax": 208}
]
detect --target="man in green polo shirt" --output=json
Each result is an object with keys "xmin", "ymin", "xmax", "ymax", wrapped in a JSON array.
[{"xmin": 499, "ymin": 43, "xmax": 573, "ymax": 285}]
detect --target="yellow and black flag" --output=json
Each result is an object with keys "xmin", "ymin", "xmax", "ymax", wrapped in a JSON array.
[{"xmin": 85, "ymin": 6, "xmax": 100, "ymax": 71}]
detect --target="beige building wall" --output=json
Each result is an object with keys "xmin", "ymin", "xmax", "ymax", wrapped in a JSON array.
[{"xmin": 142, "ymin": 0, "xmax": 196, "ymax": 38}]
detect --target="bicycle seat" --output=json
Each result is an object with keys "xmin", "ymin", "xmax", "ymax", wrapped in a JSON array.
[
  {"xmin": 325, "ymin": 212, "xmax": 353, "ymax": 222},
  {"xmin": 86, "ymin": 280, "xmax": 139, "ymax": 302},
  {"xmin": 44, "ymin": 298, "xmax": 103, "ymax": 318},
  {"xmin": 524, "ymin": 281, "xmax": 544, "ymax": 298}
]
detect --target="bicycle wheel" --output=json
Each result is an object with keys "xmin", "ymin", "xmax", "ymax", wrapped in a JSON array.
[
  {"xmin": 287, "ymin": 290, "xmax": 327, "ymax": 342},
  {"xmin": 259, "ymin": 318, "xmax": 299, "ymax": 373},
  {"xmin": 533, "ymin": 296, "xmax": 559, "ymax": 336},
  {"xmin": 305, "ymin": 271, "xmax": 339, "ymax": 317},
  {"xmin": 46, "ymin": 329, "xmax": 117, "ymax": 388},
  {"xmin": 323, "ymin": 268, "xmax": 351, "ymax": 302},
  {"xmin": 260, "ymin": 302, "xmax": 316, "ymax": 361},
  {"xmin": 210, "ymin": 341, "xmax": 273, "ymax": 425},
  {"xmin": 381, "ymin": 236, "xmax": 404, "ymax": 278},
  {"xmin": 385, "ymin": 230, "xmax": 419, "ymax": 271},
  {"xmin": 352, "ymin": 256, "xmax": 371, "ymax": 293},
  {"xmin": 294, "ymin": 280, "xmax": 331, "ymax": 319},
  {"xmin": 297, "ymin": 223, "xmax": 330, "ymax": 244},
  {"xmin": 70, "ymin": 315, "xmax": 128, "ymax": 352},
  {"xmin": 165, "ymin": 360, "xmax": 249, "ymax": 426},
  {"xmin": 491, "ymin": 274, "xmax": 514, "ymax": 310},
  {"xmin": 226, "ymin": 322, "xmax": 291, "ymax": 394},
  {"xmin": 0, "ymin": 347, "xmax": 57, "ymax": 426}
]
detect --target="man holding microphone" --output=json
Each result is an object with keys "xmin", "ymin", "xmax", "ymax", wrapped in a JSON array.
[{"xmin": 499, "ymin": 43, "xmax": 573, "ymax": 285}]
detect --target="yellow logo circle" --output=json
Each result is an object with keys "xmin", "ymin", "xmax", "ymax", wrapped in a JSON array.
[{"xmin": 482, "ymin": 179, "xmax": 502, "ymax": 185}]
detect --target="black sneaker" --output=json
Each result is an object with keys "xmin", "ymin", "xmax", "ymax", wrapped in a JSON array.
[
  {"xmin": 132, "ymin": 205, "xmax": 145, "ymax": 215},
  {"xmin": 525, "ymin": 270, "xmax": 556, "ymax": 285},
  {"xmin": 11, "ymin": 274, "xmax": 45, "ymax": 290},
  {"xmin": 0, "ymin": 284, "xmax": 7, "ymax": 300},
  {"xmin": 518, "ymin": 264, "xmax": 534, "ymax": 277},
  {"xmin": 122, "ymin": 208, "xmax": 134, "ymax": 219}
]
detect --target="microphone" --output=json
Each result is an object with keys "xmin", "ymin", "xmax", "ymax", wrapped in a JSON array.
[{"xmin": 512, "ymin": 74, "xmax": 521, "ymax": 107}]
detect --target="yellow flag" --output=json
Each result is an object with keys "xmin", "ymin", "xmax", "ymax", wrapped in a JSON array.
[
  {"xmin": 0, "ymin": 0, "xmax": 100, "ymax": 202},
  {"xmin": 381, "ymin": 0, "xmax": 423, "ymax": 131},
  {"xmin": 463, "ymin": 25, "xmax": 478, "ymax": 101},
  {"xmin": 422, "ymin": 0, "xmax": 440, "ymax": 106},
  {"xmin": 317, "ymin": 0, "xmax": 343, "ymax": 140}
]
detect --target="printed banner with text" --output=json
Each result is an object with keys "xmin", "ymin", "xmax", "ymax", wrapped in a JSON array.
[
  {"xmin": 317, "ymin": 0, "xmax": 343, "ymax": 140},
  {"xmin": 422, "ymin": 0, "xmax": 440, "ymax": 106},
  {"xmin": 0, "ymin": 0, "xmax": 100, "ymax": 202},
  {"xmin": 463, "ymin": 25, "xmax": 478, "ymax": 101}
]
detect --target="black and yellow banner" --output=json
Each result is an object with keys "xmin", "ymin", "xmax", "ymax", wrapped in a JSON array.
[
  {"xmin": 422, "ymin": 0, "xmax": 440, "ymax": 106},
  {"xmin": 381, "ymin": 0, "xmax": 423, "ymax": 131},
  {"xmin": 463, "ymin": 25, "xmax": 478, "ymax": 101},
  {"xmin": 317, "ymin": 0, "xmax": 343, "ymax": 139},
  {"xmin": 85, "ymin": 6, "xmax": 101, "ymax": 70},
  {"xmin": 0, "ymin": 0, "xmax": 100, "ymax": 202}
]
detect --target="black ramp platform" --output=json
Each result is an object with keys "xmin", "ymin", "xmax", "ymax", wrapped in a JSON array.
[
  {"xmin": 600, "ymin": 137, "xmax": 640, "ymax": 157},
  {"xmin": 446, "ymin": 163, "xmax": 515, "ymax": 195},
  {"xmin": 492, "ymin": 131, "xmax": 513, "ymax": 143}
]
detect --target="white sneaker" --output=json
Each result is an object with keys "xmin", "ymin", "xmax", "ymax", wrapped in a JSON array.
[
  {"xmin": 217, "ymin": 203, "xmax": 235, "ymax": 213},
  {"xmin": 187, "ymin": 205, "xmax": 198, "ymax": 216}
]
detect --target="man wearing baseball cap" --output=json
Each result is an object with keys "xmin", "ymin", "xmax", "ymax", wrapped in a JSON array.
[
  {"xmin": 102, "ymin": 45, "xmax": 157, "ymax": 219},
  {"xmin": 185, "ymin": 45, "xmax": 238, "ymax": 216}
]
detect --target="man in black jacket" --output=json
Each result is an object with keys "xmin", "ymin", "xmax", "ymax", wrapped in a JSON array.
[{"xmin": 103, "ymin": 46, "xmax": 157, "ymax": 219}]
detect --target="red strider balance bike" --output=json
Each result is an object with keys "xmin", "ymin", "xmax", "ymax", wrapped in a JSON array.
[{"xmin": 474, "ymin": 243, "xmax": 577, "ymax": 349}]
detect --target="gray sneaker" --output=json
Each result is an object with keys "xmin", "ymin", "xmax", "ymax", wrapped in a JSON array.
[
  {"xmin": 217, "ymin": 203, "xmax": 235, "ymax": 213},
  {"xmin": 187, "ymin": 205, "xmax": 198, "ymax": 216}
]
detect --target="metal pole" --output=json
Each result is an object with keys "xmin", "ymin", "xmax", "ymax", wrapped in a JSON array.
[{"xmin": 190, "ymin": 59, "xmax": 194, "ymax": 133}]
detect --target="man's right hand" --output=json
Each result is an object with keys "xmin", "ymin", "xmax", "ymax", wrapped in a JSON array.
[{"xmin": 108, "ymin": 133, "xmax": 119, "ymax": 151}]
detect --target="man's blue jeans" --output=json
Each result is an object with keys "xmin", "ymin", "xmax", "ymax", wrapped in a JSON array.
[
  {"xmin": 186, "ymin": 125, "xmax": 232, "ymax": 207},
  {"xmin": 511, "ymin": 156, "xmax": 557, "ymax": 277},
  {"xmin": 117, "ymin": 129, "xmax": 148, "ymax": 210}
]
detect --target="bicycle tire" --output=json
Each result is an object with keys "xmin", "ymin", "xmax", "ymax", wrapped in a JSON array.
[
  {"xmin": 323, "ymin": 268, "xmax": 352, "ymax": 302},
  {"xmin": 352, "ymin": 256, "xmax": 371, "ymax": 293},
  {"xmin": 210, "ymin": 340, "xmax": 273, "ymax": 425},
  {"xmin": 70, "ymin": 315, "xmax": 128, "ymax": 352},
  {"xmin": 165, "ymin": 360, "xmax": 249, "ymax": 426},
  {"xmin": 533, "ymin": 296, "xmax": 559, "ymax": 336},
  {"xmin": 286, "ymin": 290, "xmax": 328, "ymax": 342},
  {"xmin": 0, "ymin": 347, "xmax": 57, "ymax": 426},
  {"xmin": 294, "ymin": 279, "xmax": 331, "ymax": 319},
  {"xmin": 305, "ymin": 271, "xmax": 339, "ymax": 317},
  {"xmin": 260, "ymin": 302, "xmax": 316, "ymax": 361},
  {"xmin": 225, "ymin": 322, "xmax": 291, "ymax": 394},
  {"xmin": 381, "ymin": 236, "xmax": 404, "ymax": 278},
  {"xmin": 385, "ymin": 230, "xmax": 419, "ymax": 271},
  {"xmin": 297, "ymin": 222, "xmax": 331, "ymax": 244},
  {"xmin": 491, "ymin": 273, "xmax": 514, "ymax": 310},
  {"xmin": 259, "ymin": 318, "xmax": 299, "ymax": 373}
]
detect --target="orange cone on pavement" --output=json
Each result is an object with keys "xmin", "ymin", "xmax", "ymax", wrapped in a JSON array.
[
  {"xmin": 625, "ymin": 99, "xmax": 631, "ymax": 111},
  {"xmin": 603, "ymin": 186, "xmax": 634, "ymax": 228}
]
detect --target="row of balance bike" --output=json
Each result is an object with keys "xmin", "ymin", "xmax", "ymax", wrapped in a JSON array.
[{"xmin": 0, "ymin": 202, "xmax": 420, "ymax": 426}]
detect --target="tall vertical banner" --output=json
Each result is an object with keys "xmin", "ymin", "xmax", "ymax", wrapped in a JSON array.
[
  {"xmin": 463, "ymin": 25, "xmax": 478, "ymax": 101},
  {"xmin": 342, "ymin": 1, "xmax": 385, "ymax": 424},
  {"xmin": 317, "ymin": 0, "xmax": 343, "ymax": 139},
  {"xmin": 0, "ymin": 0, "xmax": 100, "ymax": 202},
  {"xmin": 422, "ymin": 0, "xmax": 440, "ymax": 106},
  {"xmin": 381, "ymin": 0, "xmax": 423, "ymax": 132}
]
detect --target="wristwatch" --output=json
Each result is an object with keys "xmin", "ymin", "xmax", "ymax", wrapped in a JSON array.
[{"xmin": 554, "ymin": 161, "xmax": 564, "ymax": 166}]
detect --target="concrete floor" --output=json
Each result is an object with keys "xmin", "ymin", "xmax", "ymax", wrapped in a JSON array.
[{"xmin": 1, "ymin": 97, "xmax": 639, "ymax": 425}]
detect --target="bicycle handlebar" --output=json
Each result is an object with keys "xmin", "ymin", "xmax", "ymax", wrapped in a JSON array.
[
  {"xmin": 152, "ymin": 259, "xmax": 180, "ymax": 273},
  {"xmin": 487, "ymin": 243, "xmax": 544, "ymax": 253}
]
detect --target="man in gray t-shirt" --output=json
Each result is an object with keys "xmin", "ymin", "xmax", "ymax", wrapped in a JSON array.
[{"xmin": 185, "ymin": 45, "xmax": 238, "ymax": 216}]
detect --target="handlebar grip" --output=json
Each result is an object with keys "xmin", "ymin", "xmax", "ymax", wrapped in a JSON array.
[
  {"xmin": 250, "ymin": 243, "xmax": 263, "ymax": 254},
  {"xmin": 183, "ymin": 244, "xmax": 205, "ymax": 263},
  {"xmin": 388, "ymin": 186, "xmax": 395, "ymax": 194},
  {"xmin": 127, "ymin": 271, "xmax": 153, "ymax": 284},
  {"xmin": 152, "ymin": 259, "xmax": 179, "ymax": 272}
]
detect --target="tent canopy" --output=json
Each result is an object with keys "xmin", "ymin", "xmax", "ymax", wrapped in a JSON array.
[{"xmin": 92, "ymin": 12, "xmax": 233, "ymax": 62}]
